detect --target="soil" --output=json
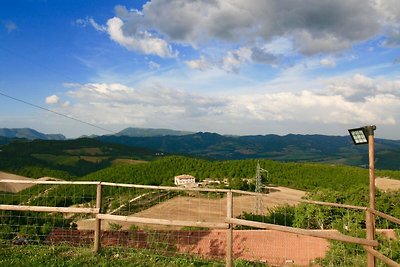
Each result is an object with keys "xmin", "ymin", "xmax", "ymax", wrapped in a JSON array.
[
  {"xmin": 375, "ymin": 177, "xmax": 400, "ymax": 191},
  {"xmin": 0, "ymin": 172, "xmax": 34, "ymax": 193}
]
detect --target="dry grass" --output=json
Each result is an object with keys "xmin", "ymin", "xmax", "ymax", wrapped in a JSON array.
[{"xmin": 376, "ymin": 177, "xmax": 400, "ymax": 191}]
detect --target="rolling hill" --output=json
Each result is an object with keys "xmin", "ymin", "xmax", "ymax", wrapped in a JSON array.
[
  {"xmin": 97, "ymin": 132, "xmax": 400, "ymax": 170},
  {"xmin": 0, "ymin": 138, "xmax": 158, "ymax": 178}
]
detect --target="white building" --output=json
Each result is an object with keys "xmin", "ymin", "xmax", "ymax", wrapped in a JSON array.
[{"xmin": 174, "ymin": 174, "xmax": 196, "ymax": 186}]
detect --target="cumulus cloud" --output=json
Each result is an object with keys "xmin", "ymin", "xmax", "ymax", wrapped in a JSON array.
[
  {"xmin": 63, "ymin": 82, "xmax": 226, "ymax": 126},
  {"xmin": 326, "ymin": 73, "xmax": 400, "ymax": 102},
  {"xmin": 106, "ymin": 17, "xmax": 177, "ymax": 58},
  {"xmin": 45, "ymin": 94, "xmax": 71, "ymax": 108},
  {"xmin": 320, "ymin": 58, "xmax": 336, "ymax": 68},
  {"xmin": 57, "ymin": 75, "xmax": 400, "ymax": 133},
  {"xmin": 114, "ymin": 0, "xmax": 382, "ymax": 54},
  {"xmin": 84, "ymin": 0, "xmax": 400, "ymax": 69},
  {"xmin": 185, "ymin": 56, "xmax": 211, "ymax": 70},
  {"xmin": 45, "ymin": 95, "xmax": 59, "ymax": 104},
  {"xmin": 372, "ymin": 0, "xmax": 400, "ymax": 46},
  {"xmin": 222, "ymin": 47, "xmax": 252, "ymax": 72}
]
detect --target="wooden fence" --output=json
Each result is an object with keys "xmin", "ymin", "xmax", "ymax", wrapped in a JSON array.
[{"xmin": 0, "ymin": 179, "xmax": 399, "ymax": 267}]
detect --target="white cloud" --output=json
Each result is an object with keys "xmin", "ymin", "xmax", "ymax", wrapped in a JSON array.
[
  {"xmin": 106, "ymin": 17, "xmax": 177, "ymax": 58},
  {"xmin": 320, "ymin": 58, "xmax": 336, "ymax": 68},
  {"xmin": 121, "ymin": 0, "xmax": 382, "ymax": 53},
  {"xmin": 185, "ymin": 56, "xmax": 211, "ymax": 70},
  {"xmin": 55, "ymin": 74, "xmax": 400, "ymax": 136},
  {"xmin": 89, "ymin": 0, "xmax": 399, "ymax": 65},
  {"xmin": 222, "ymin": 47, "xmax": 252, "ymax": 72},
  {"xmin": 45, "ymin": 95, "xmax": 59, "ymax": 104},
  {"xmin": 75, "ymin": 17, "xmax": 106, "ymax": 32}
]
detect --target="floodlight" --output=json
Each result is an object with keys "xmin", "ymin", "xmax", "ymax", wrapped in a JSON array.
[{"xmin": 348, "ymin": 127, "xmax": 368, "ymax": 145}]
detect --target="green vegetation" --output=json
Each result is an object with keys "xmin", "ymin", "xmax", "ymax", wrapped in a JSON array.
[
  {"xmin": 237, "ymin": 205, "xmax": 295, "ymax": 228},
  {"xmin": 79, "ymin": 156, "xmax": 399, "ymax": 192},
  {"xmin": 1, "ymin": 136, "xmax": 400, "ymax": 266},
  {"xmin": 0, "ymin": 245, "xmax": 265, "ymax": 267},
  {"xmin": 98, "ymin": 132, "xmax": 400, "ymax": 170},
  {"xmin": 236, "ymin": 187, "xmax": 400, "ymax": 266},
  {"xmin": 0, "ymin": 138, "xmax": 156, "ymax": 178}
]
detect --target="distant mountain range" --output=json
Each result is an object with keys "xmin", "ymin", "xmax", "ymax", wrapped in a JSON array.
[
  {"xmin": 0, "ymin": 128, "xmax": 65, "ymax": 140},
  {"xmin": 97, "ymin": 132, "xmax": 400, "ymax": 170},
  {"xmin": 0, "ymin": 127, "xmax": 191, "ymax": 141},
  {"xmin": 116, "ymin": 127, "xmax": 193, "ymax": 137},
  {"xmin": 1, "ymin": 127, "xmax": 400, "ymax": 170}
]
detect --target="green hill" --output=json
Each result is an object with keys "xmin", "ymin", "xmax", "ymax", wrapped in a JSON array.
[
  {"xmin": 98, "ymin": 132, "xmax": 400, "ymax": 170},
  {"xmin": 0, "ymin": 138, "xmax": 157, "ymax": 178}
]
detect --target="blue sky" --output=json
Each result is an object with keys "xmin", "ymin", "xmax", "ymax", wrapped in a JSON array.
[{"xmin": 0, "ymin": 0, "xmax": 400, "ymax": 139}]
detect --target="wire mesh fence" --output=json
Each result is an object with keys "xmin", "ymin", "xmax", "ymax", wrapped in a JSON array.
[{"xmin": 0, "ymin": 179, "xmax": 399, "ymax": 266}]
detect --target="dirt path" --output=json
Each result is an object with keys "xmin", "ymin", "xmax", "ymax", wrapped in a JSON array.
[
  {"xmin": 0, "ymin": 172, "xmax": 62, "ymax": 193},
  {"xmin": 0, "ymin": 171, "xmax": 34, "ymax": 193},
  {"xmin": 376, "ymin": 177, "xmax": 400, "ymax": 191}
]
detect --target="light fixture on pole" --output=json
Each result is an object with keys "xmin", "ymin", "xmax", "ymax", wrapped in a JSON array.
[
  {"xmin": 348, "ymin": 125, "xmax": 377, "ymax": 267},
  {"xmin": 348, "ymin": 127, "xmax": 369, "ymax": 145}
]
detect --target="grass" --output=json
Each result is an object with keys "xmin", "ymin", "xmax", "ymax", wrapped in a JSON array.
[{"xmin": 0, "ymin": 244, "xmax": 265, "ymax": 267}]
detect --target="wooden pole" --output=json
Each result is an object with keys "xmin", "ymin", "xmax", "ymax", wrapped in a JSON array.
[
  {"xmin": 94, "ymin": 182, "xmax": 102, "ymax": 253},
  {"xmin": 226, "ymin": 191, "xmax": 233, "ymax": 267},
  {"xmin": 367, "ymin": 128, "xmax": 376, "ymax": 267}
]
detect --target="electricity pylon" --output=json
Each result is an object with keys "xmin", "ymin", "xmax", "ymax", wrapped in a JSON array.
[{"xmin": 255, "ymin": 160, "xmax": 269, "ymax": 214}]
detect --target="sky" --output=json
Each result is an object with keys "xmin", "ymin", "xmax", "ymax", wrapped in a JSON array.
[{"xmin": 0, "ymin": 0, "xmax": 400, "ymax": 139}]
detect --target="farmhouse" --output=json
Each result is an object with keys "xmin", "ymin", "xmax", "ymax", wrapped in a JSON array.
[{"xmin": 174, "ymin": 174, "xmax": 196, "ymax": 186}]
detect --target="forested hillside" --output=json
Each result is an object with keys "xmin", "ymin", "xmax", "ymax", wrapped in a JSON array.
[
  {"xmin": 97, "ymin": 132, "xmax": 400, "ymax": 170},
  {"xmin": 80, "ymin": 156, "xmax": 400, "ymax": 191},
  {"xmin": 0, "ymin": 138, "xmax": 157, "ymax": 178}
]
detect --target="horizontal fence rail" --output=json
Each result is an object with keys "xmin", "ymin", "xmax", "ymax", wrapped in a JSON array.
[
  {"xmin": 226, "ymin": 217, "xmax": 378, "ymax": 247},
  {"xmin": 0, "ymin": 204, "xmax": 99, "ymax": 214}
]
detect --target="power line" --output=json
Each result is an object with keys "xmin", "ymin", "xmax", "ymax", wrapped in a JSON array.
[{"xmin": 0, "ymin": 91, "xmax": 117, "ymax": 134}]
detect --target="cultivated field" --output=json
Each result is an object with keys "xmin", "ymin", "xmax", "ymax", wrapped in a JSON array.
[
  {"xmin": 77, "ymin": 186, "xmax": 306, "ymax": 230},
  {"xmin": 0, "ymin": 172, "xmax": 61, "ymax": 193}
]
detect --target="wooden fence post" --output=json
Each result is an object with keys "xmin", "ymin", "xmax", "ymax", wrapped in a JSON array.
[
  {"xmin": 226, "ymin": 191, "xmax": 233, "ymax": 267},
  {"xmin": 94, "ymin": 182, "xmax": 102, "ymax": 253},
  {"xmin": 366, "ymin": 209, "xmax": 376, "ymax": 267}
]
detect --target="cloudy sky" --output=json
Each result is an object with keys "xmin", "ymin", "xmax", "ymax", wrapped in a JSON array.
[{"xmin": 0, "ymin": 0, "xmax": 400, "ymax": 139}]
